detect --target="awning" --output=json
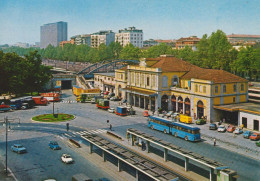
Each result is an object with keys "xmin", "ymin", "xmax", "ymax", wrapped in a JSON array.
[{"xmin": 213, "ymin": 105, "xmax": 239, "ymax": 112}]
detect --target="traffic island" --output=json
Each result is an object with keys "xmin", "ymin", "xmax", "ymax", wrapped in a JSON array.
[{"xmin": 32, "ymin": 113, "xmax": 75, "ymax": 122}]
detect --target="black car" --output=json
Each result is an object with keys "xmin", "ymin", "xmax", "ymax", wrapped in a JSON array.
[{"xmin": 209, "ymin": 123, "xmax": 217, "ymax": 130}]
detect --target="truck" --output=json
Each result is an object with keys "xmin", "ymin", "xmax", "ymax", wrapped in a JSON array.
[
  {"xmin": 115, "ymin": 106, "xmax": 127, "ymax": 116},
  {"xmin": 76, "ymin": 93, "xmax": 101, "ymax": 103},
  {"xmin": 96, "ymin": 99, "xmax": 110, "ymax": 110},
  {"xmin": 179, "ymin": 114, "xmax": 192, "ymax": 124},
  {"xmin": 32, "ymin": 96, "xmax": 48, "ymax": 105},
  {"xmin": 40, "ymin": 93, "xmax": 60, "ymax": 102}
]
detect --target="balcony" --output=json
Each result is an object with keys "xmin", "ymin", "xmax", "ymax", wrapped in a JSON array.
[{"xmin": 170, "ymin": 86, "xmax": 191, "ymax": 93}]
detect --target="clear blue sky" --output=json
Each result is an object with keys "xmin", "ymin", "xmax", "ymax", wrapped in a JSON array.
[{"xmin": 0, "ymin": 0, "xmax": 259, "ymax": 45}]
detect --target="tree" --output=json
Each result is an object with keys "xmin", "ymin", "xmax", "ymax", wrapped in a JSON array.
[
  {"xmin": 231, "ymin": 46, "xmax": 259, "ymax": 80},
  {"xmin": 119, "ymin": 44, "xmax": 141, "ymax": 60},
  {"xmin": 144, "ymin": 43, "xmax": 172, "ymax": 58}
]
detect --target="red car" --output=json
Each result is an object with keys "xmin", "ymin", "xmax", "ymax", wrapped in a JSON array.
[
  {"xmin": 249, "ymin": 133, "xmax": 260, "ymax": 141},
  {"xmin": 227, "ymin": 125, "xmax": 236, "ymax": 133},
  {"xmin": 143, "ymin": 110, "xmax": 149, "ymax": 117},
  {"xmin": 104, "ymin": 91, "xmax": 109, "ymax": 95}
]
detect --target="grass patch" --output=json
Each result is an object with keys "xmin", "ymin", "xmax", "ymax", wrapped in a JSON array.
[{"xmin": 32, "ymin": 113, "xmax": 74, "ymax": 122}]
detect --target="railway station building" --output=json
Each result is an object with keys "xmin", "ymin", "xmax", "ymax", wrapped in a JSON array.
[{"xmin": 116, "ymin": 55, "xmax": 249, "ymax": 123}]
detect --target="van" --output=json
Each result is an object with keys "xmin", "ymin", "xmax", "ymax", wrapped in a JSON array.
[{"xmin": 179, "ymin": 114, "xmax": 192, "ymax": 124}]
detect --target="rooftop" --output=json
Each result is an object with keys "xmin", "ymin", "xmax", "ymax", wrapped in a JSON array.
[
  {"xmin": 213, "ymin": 103, "xmax": 260, "ymax": 115},
  {"xmin": 227, "ymin": 34, "xmax": 260, "ymax": 38},
  {"xmin": 147, "ymin": 55, "xmax": 247, "ymax": 83}
]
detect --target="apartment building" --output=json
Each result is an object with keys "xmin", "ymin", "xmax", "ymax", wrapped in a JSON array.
[
  {"xmin": 176, "ymin": 36, "xmax": 200, "ymax": 51},
  {"xmin": 70, "ymin": 34, "xmax": 91, "ymax": 46},
  {"xmin": 115, "ymin": 27, "xmax": 143, "ymax": 48},
  {"xmin": 91, "ymin": 30, "xmax": 115, "ymax": 48}
]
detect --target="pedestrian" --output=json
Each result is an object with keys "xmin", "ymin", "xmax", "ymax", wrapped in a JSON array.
[
  {"xmin": 213, "ymin": 138, "xmax": 216, "ymax": 146},
  {"xmin": 66, "ymin": 123, "xmax": 69, "ymax": 131},
  {"xmin": 241, "ymin": 124, "xmax": 244, "ymax": 130},
  {"xmin": 109, "ymin": 124, "xmax": 112, "ymax": 131},
  {"xmin": 152, "ymin": 110, "xmax": 155, "ymax": 115}
]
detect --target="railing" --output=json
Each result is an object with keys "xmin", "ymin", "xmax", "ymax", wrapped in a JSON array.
[{"xmin": 171, "ymin": 86, "xmax": 191, "ymax": 93}]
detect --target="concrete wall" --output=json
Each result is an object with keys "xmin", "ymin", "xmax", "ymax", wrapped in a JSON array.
[{"xmin": 238, "ymin": 112, "xmax": 260, "ymax": 131}]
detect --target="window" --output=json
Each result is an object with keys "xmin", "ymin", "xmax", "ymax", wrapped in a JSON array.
[
  {"xmin": 203, "ymin": 86, "xmax": 206, "ymax": 93},
  {"xmin": 223, "ymin": 85, "xmax": 226, "ymax": 93},
  {"xmin": 233, "ymin": 97, "xmax": 236, "ymax": 103},
  {"xmin": 151, "ymin": 75, "xmax": 155, "ymax": 87},
  {"xmin": 241, "ymin": 84, "xmax": 244, "ymax": 91},
  {"xmin": 171, "ymin": 75, "xmax": 178, "ymax": 86},
  {"xmin": 162, "ymin": 76, "xmax": 168, "ymax": 88},
  {"xmin": 147, "ymin": 76, "xmax": 150, "ymax": 86},
  {"xmin": 136, "ymin": 73, "xmax": 140, "ymax": 85},
  {"xmin": 199, "ymin": 85, "xmax": 202, "ymax": 92},
  {"xmin": 233, "ymin": 84, "xmax": 237, "ymax": 92},
  {"xmin": 215, "ymin": 85, "xmax": 218, "ymax": 93}
]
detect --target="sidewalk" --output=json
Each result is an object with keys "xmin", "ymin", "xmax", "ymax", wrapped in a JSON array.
[
  {"xmin": 110, "ymin": 101, "xmax": 260, "ymax": 160},
  {"xmin": 0, "ymin": 159, "xmax": 15, "ymax": 181}
]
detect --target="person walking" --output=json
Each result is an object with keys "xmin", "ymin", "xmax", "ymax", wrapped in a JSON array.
[
  {"xmin": 241, "ymin": 123, "xmax": 244, "ymax": 130},
  {"xmin": 213, "ymin": 138, "xmax": 216, "ymax": 146},
  {"xmin": 66, "ymin": 123, "xmax": 69, "ymax": 131},
  {"xmin": 109, "ymin": 124, "xmax": 112, "ymax": 131}
]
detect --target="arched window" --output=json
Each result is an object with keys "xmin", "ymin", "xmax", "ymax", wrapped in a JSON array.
[
  {"xmin": 203, "ymin": 86, "xmax": 206, "ymax": 93},
  {"xmin": 162, "ymin": 76, "xmax": 168, "ymax": 88},
  {"xmin": 223, "ymin": 85, "xmax": 226, "ymax": 93},
  {"xmin": 241, "ymin": 84, "xmax": 244, "ymax": 91},
  {"xmin": 171, "ymin": 75, "xmax": 178, "ymax": 86},
  {"xmin": 233, "ymin": 84, "xmax": 237, "ymax": 92},
  {"xmin": 195, "ymin": 84, "xmax": 198, "ymax": 92},
  {"xmin": 147, "ymin": 76, "xmax": 150, "ymax": 86}
]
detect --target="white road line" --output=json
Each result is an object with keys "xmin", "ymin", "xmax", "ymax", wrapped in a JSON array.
[{"xmin": 64, "ymin": 133, "xmax": 71, "ymax": 137}]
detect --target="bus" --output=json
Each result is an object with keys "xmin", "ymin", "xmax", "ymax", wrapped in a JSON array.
[
  {"xmin": 76, "ymin": 93, "xmax": 101, "ymax": 103},
  {"xmin": 148, "ymin": 115, "xmax": 201, "ymax": 142}
]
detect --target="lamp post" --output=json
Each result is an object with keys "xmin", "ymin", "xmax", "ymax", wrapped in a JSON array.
[{"xmin": 51, "ymin": 79, "xmax": 55, "ymax": 116}]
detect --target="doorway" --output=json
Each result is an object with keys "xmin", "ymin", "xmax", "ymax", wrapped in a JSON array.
[{"xmin": 254, "ymin": 120, "xmax": 259, "ymax": 131}]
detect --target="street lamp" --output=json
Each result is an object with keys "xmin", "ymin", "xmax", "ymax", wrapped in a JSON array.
[
  {"xmin": 51, "ymin": 79, "xmax": 55, "ymax": 116},
  {"xmin": 2, "ymin": 117, "xmax": 20, "ymax": 175}
]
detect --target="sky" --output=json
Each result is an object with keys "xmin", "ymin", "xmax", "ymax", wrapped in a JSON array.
[{"xmin": 0, "ymin": 0, "xmax": 259, "ymax": 45}]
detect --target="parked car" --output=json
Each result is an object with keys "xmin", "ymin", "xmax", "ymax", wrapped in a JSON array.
[
  {"xmin": 11, "ymin": 144, "xmax": 27, "ymax": 154},
  {"xmin": 61, "ymin": 154, "xmax": 74, "ymax": 164},
  {"xmin": 243, "ymin": 130, "xmax": 253, "ymax": 139},
  {"xmin": 196, "ymin": 119, "xmax": 206, "ymax": 125},
  {"xmin": 234, "ymin": 128, "xmax": 243, "ymax": 134},
  {"xmin": 108, "ymin": 108, "xmax": 115, "ymax": 113},
  {"xmin": 143, "ymin": 110, "xmax": 149, "ymax": 117},
  {"xmin": 171, "ymin": 112, "xmax": 180, "ymax": 118},
  {"xmin": 209, "ymin": 123, "xmax": 218, "ymax": 130},
  {"xmin": 249, "ymin": 133, "xmax": 260, "ymax": 141},
  {"xmin": 166, "ymin": 111, "xmax": 174, "ymax": 117},
  {"xmin": 227, "ymin": 125, "xmax": 236, "ymax": 133},
  {"xmin": 49, "ymin": 141, "xmax": 61, "ymax": 150},
  {"xmin": 217, "ymin": 125, "xmax": 226, "ymax": 132},
  {"xmin": 110, "ymin": 97, "xmax": 121, "ymax": 101}
]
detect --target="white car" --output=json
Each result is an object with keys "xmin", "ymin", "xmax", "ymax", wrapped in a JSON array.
[
  {"xmin": 108, "ymin": 108, "xmax": 115, "ymax": 113},
  {"xmin": 166, "ymin": 111, "xmax": 173, "ymax": 117},
  {"xmin": 217, "ymin": 125, "xmax": 226, "ymax": 132},
  {"xmin": 234, "ymin": 128, "xmax": 243, "ymax": 134},
  {"xmin": 171, "ymin": 112, "xmax": 180, "ymax": 118},
  {"xmin": 61, "ymin": 154, "xmax": 73, "ymax": 164}
]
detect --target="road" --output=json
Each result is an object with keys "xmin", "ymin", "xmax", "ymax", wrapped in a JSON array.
[{"xmin": 0, "ymin": 89, "xmax": 259, "ymax": 181}]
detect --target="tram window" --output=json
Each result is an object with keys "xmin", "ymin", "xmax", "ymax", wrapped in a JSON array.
[{"xmin": 192, "ymin": 130, "xmax": 200, "ymax": 134}]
